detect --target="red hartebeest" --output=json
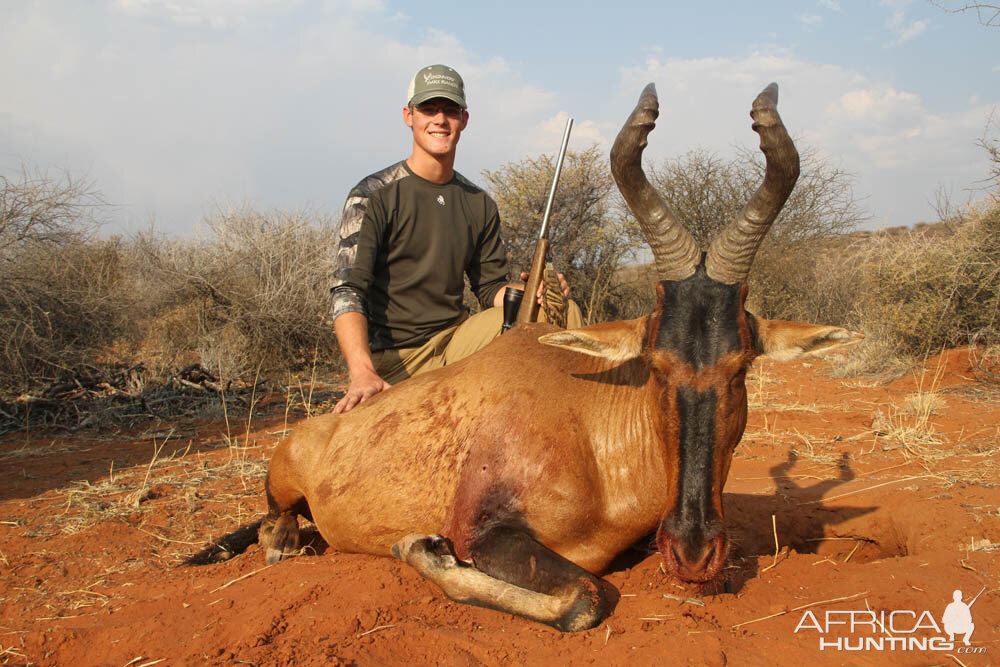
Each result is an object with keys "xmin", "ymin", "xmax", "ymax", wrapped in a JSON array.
[{"xmin": 259, "ymin": 83, "xmax": 862, "ymax": 631}]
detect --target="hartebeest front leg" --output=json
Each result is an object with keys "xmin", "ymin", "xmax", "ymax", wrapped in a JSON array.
[
  {"xmin": 260, "ymin": 466, "xmax": 312, "ymax": 564},
  {"xmin": 392, "ymin": 533, "xmax": 607, "ymax": 632}
]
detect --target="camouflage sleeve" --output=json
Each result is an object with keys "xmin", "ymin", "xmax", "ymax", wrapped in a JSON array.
[
  {"xmin": 331, "ymin": 163, "xmax": 409, "ymax": 321},
  {"xmin": 330, "ymin": 191, "xmax": 369, "ymax": 320}
]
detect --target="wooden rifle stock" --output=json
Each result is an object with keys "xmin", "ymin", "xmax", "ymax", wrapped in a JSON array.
[
  {"xmin": 516, "ymin": 238, "xmax": 549, "ymax": 324},
  {"xmin": 514, "ymin": 117, "xmax": 573, "ymax": 325}
]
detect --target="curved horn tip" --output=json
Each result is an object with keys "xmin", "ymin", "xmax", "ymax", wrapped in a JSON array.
[
  {"xmin": 758, "ymin": 82, "xmax": 779, "ymax": 106},
  {"xmin": 637, "ymin": 83, "xmax": 659, "ymax": 112}
]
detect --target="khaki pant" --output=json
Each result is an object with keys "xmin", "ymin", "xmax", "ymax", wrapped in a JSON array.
[{"xmin": 372, "ymin": 301, "xmax": 583, "ymax": 384}]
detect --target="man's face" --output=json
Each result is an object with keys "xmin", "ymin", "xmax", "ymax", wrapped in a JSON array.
[{"xmin": 403, "ymin": 98, "xmax": 469, "ymax": 159}]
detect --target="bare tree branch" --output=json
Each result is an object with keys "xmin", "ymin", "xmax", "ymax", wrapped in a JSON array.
[
  {"xmin": 930, "ymin": 1, "xmax": 1000, "ymax": 27},
  {"xmin": 979, "ymin": 108, "xmax": 1000, "ymax": 202},
  {"xmin": 0, "ymin": 166, "xmax": 103, "ymax": 254}
]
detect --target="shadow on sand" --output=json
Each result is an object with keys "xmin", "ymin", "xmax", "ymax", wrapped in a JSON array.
[{"xmin": 608, "ymin": 449, "xmax": 879, "ymax": 596}]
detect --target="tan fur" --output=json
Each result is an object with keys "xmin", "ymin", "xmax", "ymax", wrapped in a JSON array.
[
  {"xmin": 267, "ymin": 320, "xmax": 666, "ymax": 573},
  {"xmin": 755, "ymin": 318, "xmax": 864, "ymax": 361}
]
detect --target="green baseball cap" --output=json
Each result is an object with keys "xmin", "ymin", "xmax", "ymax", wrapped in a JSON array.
[{"xmin": 407, "ymin": 64, "xmax": 467, "ymax": 109}]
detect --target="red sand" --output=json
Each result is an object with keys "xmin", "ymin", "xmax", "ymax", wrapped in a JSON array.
[{"xmin": 1, "ymin": 349, "xmax": 997, "ymax": 665}]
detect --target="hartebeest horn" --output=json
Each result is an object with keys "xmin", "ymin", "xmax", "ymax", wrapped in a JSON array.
[
  {"xmin": 611, "ymin": 83, "xmax": 701, "ymax": 282},
  {"xmin": 704, "ymin": 83, "xmax": 800, "ymax": 285}
]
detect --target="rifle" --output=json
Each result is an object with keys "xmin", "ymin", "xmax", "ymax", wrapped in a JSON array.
[{"xmin": 501, "ymin": 117, "xmax": 574, "ymax": 332}]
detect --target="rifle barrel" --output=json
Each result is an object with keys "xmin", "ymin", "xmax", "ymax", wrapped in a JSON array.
[{"xmin": 538, "ymin": 117, "xmax": 574, "ymax": 240}]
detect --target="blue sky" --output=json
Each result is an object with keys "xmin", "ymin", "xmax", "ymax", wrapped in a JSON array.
[{"xmin": 1, "ymin": 0, "xmax": 997, "ymax": 237}]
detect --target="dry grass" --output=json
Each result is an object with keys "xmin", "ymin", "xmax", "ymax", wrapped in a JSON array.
[
  {"xmin": 828, "ymin": 329, "xmax": 917, "ymax": 380},
  {"xmin": 0, "ymin": 168, "xmax": 132, "ymax": 393},
  {"xmin": 746, "ymin": 366, "xmax": 771, "ymax": 410},
  {"xmin": 841, "ymin": 206, "xmax": 1000, "ymax": 374},
  {"xmin": 747, "ymin": 365, "xmax": 840, "ymax": 414},
  {"xmin": 965, "ymin": 537, "xmax": 1000, "ymax": 553},
  {"xmin": 737, "ymin": 204, "xmax": 1000, "ymax": 380},
  {"xmin": 870, "ymin": 405, "xmax": 944, "ymax": 452},
  {"xmin": 2, "ymin": 196, "xmax": 344, "ymax": 406},
  {"xmin": 790, "ymin": 432, "xmax": 843, "ymax": 466},
  {"xmin": 40, "ymin": 435, "xmax": 267, "ymax": 543},
  {"xmin": 902, "ymin": 390, "xmax": 945, "ymax": 417},
  {"xmin": 867, "ymin": 355, "xmax": 956, "ymax": 463},
  {"xmin": 0, "ymin": 440, "xmax": 81, "ymax": 462}
]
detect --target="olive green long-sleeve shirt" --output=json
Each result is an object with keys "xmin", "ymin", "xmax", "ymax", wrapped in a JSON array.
[{"xmin": 331, "ymin": 161, "xmax": 509, "ymax": 351}]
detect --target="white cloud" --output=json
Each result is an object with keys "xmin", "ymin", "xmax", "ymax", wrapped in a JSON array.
[
  {"xmin": 1, "ymin": 2, "xmax": 994, "ymax": 236},
  {"xmin": 830, "ymin": 87, "xmax": 921, "ymax": 123},
  {"xmin": 0, "ymin": 1, "xmax": 582, "ymax": 234},
  {"xmin": 818, "ymin": 0, "xmax": 842, "ymax": 12},
  {"xmin": 800, "ymin": 13, "xmax": 824, "ymax": 29},
  {"xmin": 533, "ymin": 112, "xmax": 606, "ymax": 154},
  {"xmin": 890, "ymin": 18, "xmax": 929, "ymax": 45},
  {"xmin": 0, "ymin": 1, "xmax": 424, "ymax": 233},
  {"xmin": 113, "ymin": 0, "xmax": 290, "ymax": 29},
  {"xmin": 111, "ymin": 0, "xmax": 382, "ymax": 30},
  {"xmin": 880, "ymin": 0, "xmax": 930, "ymax": 46}
]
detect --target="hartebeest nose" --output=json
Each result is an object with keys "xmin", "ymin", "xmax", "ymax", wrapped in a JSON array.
[{"xmin": 656, "ymin": 523, "xmax": 728, "ymax": 583}]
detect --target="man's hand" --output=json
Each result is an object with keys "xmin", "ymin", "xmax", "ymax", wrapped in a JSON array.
[
  {"xmin": 334, "ymin": 368, "xmax": 391, "ymax": 414},
  {"xmin": 332, "ymin": 311, "xmax": 391, "ymax": 414},
  {"xmin": 519, "ymin": 271, "xmax": 570, "ymax": 304}
]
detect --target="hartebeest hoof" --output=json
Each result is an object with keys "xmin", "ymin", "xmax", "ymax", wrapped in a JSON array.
[
  {"xmin": 260, "ymin": 512, "xmax": 301, "ymax": 564},
  {"xmin": 392, "ymin": 533, "xmax": 459, "ymax": 571}
]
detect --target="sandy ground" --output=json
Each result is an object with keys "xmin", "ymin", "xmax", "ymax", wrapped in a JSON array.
[{"xmin": 1, "ymin": 348, "xmax": 998, "ymax": 666}]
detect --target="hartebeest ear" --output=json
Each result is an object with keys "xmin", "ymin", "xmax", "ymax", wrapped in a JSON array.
[
  {"xmin": 538, "ymin": 317, "xmax": 647, "ymax": 362},
  {"xmin": 753, "ymin": 317, "xmax": 864, "ymax": 361}
]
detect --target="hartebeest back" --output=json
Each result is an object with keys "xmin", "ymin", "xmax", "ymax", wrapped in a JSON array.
[{"xmin": 257, "ymin": 83, "xmax": 862, "ymax": 632}]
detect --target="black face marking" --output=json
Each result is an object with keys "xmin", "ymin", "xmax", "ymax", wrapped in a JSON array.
[
  {"xmin": 744, "ymin": 310, "xmax": 762, "ymax": 355},
  {"xmin": 655, "ymin": 264, "xmax": 745, "ymax": 369},
  {"xmin": 652, "ymin": 263, "xmax": 746, "ymax": 562},
  {"xmin": 664, "ymin": 385, "xmax": 721, "ymax": 560}
]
